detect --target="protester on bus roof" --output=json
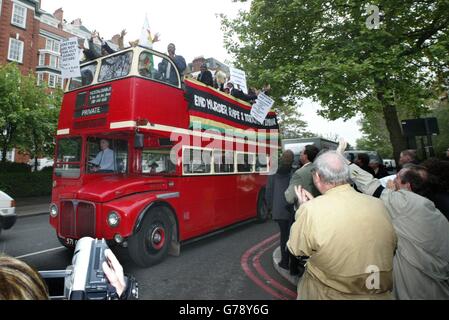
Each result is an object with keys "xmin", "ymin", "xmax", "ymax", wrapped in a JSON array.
[
  {"xmin": 265, "ymin": 150, "xmax": 296, "ymax": 274},
  {"xmin": 158, "ymin": 43, "xmax": 186, "ymax": 85},
  {"xmin": 214, "ymin": 68, "xmax": 227, "ymax": 91},
  {"xmin": 227, "ymin": 82, "xmax": 257, "ymax": 103},
  {"xmin": 338, "ymin": 139, "xmax": 449, "ymax": 299},
  {"xmin": 197, "ymin": 63, "xmax": 214, "ymax": 87},
  {"xmin": 287, "ymin": 151, "xmax": 397, "ymax": 300},
  {"xmin": 90, "ymin": 139, "xmax": 115, "ymax": 172}
]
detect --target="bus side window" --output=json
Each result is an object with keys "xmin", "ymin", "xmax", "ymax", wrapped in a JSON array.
[{"xmin": 138, "ymin": 52, "xmax": 157, "ymax": 79}]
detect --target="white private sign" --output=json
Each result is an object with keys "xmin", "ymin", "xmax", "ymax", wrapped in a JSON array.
[{"xmin": 60, "ymin": 37, "xmax": 81, "ymax": 79}]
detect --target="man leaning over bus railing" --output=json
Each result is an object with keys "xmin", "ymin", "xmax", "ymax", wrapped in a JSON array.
[{"xmin": 89, "ymin": 139, "xmax": 115, "ymax": 172}]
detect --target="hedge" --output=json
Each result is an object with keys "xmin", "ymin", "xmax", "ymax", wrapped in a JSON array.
[{"xmin": 0, "ymin": 171, "xmax": 53, "ymax": 198}]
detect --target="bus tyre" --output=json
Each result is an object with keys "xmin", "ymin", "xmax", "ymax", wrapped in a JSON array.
[
  {"xmin": 256, "ymin": 189, "xmax": 269, "ymax": 223},
  {"xmin": 128, "ymin": 209, "xmax": 173, "ymax": 267}
]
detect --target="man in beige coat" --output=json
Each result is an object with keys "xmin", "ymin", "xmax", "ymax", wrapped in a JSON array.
[{"xmin": 287, "ymin": 151, "xmax": 397, "ymax": 299}]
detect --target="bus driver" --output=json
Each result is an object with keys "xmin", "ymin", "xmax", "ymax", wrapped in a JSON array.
[{"xmin": 90, "ymin": 139, "xmax": 115, "ymax": 172}]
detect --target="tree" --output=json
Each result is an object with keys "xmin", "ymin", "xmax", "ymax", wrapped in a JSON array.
[
  {"xmin": 221, "ymin": 0, "xmax": 449, "ymax": 162},
  {"xmin": 0, "ymin": 63, "xmax": 25, "ymax": 163},
  {"xmin": 0, "ymin": 63, "xmax": 61, "ymax": 167},
  {"xmin": 16, "ymin": 73, "xmax": 61, "ymax": 170}
]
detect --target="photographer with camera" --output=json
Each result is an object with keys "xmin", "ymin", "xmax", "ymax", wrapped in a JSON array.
[{"xmin": 0, "ymin": 238, "xmax": 138, "ymax": 300}]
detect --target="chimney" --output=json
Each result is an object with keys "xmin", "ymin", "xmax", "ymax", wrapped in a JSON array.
[
  {"xmin": 71, "ymin": 18, "xmax": 82, "ymax": 26},
  {"xmin": 53, "ymin": 8, "xmax": 63, "ymax": 23}
]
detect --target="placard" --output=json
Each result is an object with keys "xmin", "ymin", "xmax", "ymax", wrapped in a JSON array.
[{"xmin": 61, "ymin": 37, "xmax": 81, "ymax": 79}]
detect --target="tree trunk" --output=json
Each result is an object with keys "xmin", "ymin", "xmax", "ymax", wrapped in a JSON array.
[{"xmin": 381, "ymin": 104, "xmax": 407, "ymax": 165}]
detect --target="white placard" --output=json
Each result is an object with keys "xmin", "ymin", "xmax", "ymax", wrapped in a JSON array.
[
  {"xmin": 229, "ymin": 67, "xmax": 248, "ymax": 94},
  {"xmin": 251, "ymin": 92, "xmax": 275, "ymax": 124},
  {"xmin": 60, "ymin": 37, "xmax": 81, "ymax": 79}
]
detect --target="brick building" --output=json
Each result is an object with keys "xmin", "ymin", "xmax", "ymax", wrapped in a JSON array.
[
  {"xmin": 0, "ymin": 0, "xmax": 92, "ymax": 163},
  {"xmin": 0, "ymin": 0, "xmax": 91, "ymax": 90}
]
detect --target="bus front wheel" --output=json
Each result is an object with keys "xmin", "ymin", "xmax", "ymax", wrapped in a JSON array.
[{"xmin": 128, "ymin": 208, "xmax": 173, "ymax": 267}]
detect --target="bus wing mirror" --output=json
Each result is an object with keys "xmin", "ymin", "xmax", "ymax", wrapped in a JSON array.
[{"xmin": 135, "ymin": 133, "xmax": 144, "ymax": 149}]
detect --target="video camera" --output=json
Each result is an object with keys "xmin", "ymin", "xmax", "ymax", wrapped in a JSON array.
[{"xmin": 39, "ymin": 237, "xmax": 138, "ymax": 300}]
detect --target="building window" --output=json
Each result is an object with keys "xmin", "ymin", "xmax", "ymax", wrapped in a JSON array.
[
  {"xmin": 11, "ymin": 3, "xmax": 27, "ymax": 29},
  {"xmin": 49, "ymin": 55, "xmax": 58, "ymax": 68},
  {"xmin": 39, "ymin": 53, "xmax": 45, "ymax": 66},
  {"xmin": 48, "ymin": 74, "xmax": 56, "ymax": 88},
  {"xmin": 37, "ymin": 73, "xmax": 44, "ymax": 85},
  {"xmin": 8, "ymin": 38, "xmax": 24, "ymax": 63},
  {"xmin": 45, "ymin": 38, "xmax": 60, "ymax": 53},
  {"xmin": 56, "ymin": 76, "xmax": 63, "ymax": 89}
]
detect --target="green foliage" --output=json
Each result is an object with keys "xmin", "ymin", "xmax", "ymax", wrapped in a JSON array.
[
  {"xmin": 0, "ymin": 63, "xmax": 61, "ymax": 166},
  {"xmin": 0, "ymin": 171, "xmax": 52, "ymax": 198},
  {"xmin": 0, "ymin": 161, "xmax": 31, "ymax": 173},
  {"xmin": 221, "ymin": 0, "xmax": 449, "ymax": 160}
]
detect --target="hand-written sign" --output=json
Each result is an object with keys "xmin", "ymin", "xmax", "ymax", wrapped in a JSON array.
[
  {"xmin": 251, "ymin": 92, "xmax": 275, "ymax": 124},
  {"xmin": 60, "ymin": 37, "xmax": 81, "ymax": 79},
  {"xmin": 229, "ymin": 67, "xmax": 248, "ymax": 94}
]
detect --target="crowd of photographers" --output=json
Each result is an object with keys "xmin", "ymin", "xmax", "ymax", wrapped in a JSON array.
[{"xmin": 266, "ymin": 140, "xmax": 449, "ymax": 300}]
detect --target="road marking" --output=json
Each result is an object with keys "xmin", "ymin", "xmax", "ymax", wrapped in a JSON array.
[
  {"xmin": 15, "ymin": 246, "xmax": 65, "ymax": 259},
  {"xmin": 241, "ymin": 233, "xmax": 298, "ymax": 300}
]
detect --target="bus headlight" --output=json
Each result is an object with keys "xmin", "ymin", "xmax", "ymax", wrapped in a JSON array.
[
  {"xmin": 50, "ymin": 204, "xmax": 58, "ymax": 218},
  {"xmin": 107, "ymin": 211, "xmax": 120, "ymax": 228}
]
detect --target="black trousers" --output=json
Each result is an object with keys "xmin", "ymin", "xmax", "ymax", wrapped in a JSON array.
[{"xmin": 276, "ymin": 219, "xmax": 299, "ymax": 272}]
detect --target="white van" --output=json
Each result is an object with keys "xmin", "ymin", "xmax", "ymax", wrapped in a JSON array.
[{"xmin": 0, "ymin": 190, "xmax": 17, "ymax": 235}]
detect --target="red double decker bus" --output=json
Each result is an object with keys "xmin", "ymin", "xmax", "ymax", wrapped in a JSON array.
[{"xmin": 50, "ymin": 46, "xmax": 279, "ymax": 267}]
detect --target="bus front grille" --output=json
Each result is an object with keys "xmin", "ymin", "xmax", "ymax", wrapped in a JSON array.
[{"xmin": 59, "ymin": 201, "xmax": 96, "ymax": 238}]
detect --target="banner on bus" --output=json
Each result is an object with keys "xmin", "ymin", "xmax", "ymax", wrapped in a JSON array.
[{"xmin": 185, "ymin": 83, "xmax": 278, "ymax": 131}]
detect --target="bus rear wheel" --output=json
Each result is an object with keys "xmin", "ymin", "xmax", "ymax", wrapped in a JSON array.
[
  {"xmin": 256, "ymin": 189, "xmax": 269, "ymax": 223},
  {"xmin": 128, "ymin": 208, "xmax": 173, "ymax": 267}
]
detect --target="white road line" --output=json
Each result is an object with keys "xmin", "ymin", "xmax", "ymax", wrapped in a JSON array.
[{"xmin": 15, "ymin": 246, "xmax": 65, "ymax": 259}]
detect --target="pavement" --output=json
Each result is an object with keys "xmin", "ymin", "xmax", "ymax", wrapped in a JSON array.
[
  {"xmin": 13, "ymin": 195, "xmax": 300, "ymax": 290},
  {"xmin": 15, "ymin": 196, "xmax": 51, "ymax": 218},
  {"xmin": 272, "ymin": 246, "xmax": 300, "ymax": 287}
]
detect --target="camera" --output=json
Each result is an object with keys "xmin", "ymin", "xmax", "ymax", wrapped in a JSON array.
[{"xmin": 39, "ymin": 237, "xmax": 138, "ymax": 300}]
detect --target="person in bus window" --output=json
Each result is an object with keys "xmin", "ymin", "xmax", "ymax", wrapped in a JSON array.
[{"xmin": 90, "ymin": 139, "xmax": 115, "ymax": 172}]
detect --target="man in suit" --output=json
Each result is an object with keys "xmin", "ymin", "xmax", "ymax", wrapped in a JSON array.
[
  {"xmin": 285, "ymin": 145, "xmax": 320, "ymax": 205},
  {"xmin": 197, "ymin": 63, "xmax": 214, "ymax": 87}
]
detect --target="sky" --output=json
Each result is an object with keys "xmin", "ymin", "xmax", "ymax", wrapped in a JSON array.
[{"xmin": 42, "ymin": 0, "xmax": 362, "ymax": 144}]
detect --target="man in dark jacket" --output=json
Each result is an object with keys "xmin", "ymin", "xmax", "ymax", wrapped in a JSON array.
[
  {"xmin": 197, "ymin": 63, "xmax": 214, "ymax": 87},
  {"xmin": 266, "ymin": 150, "xmax": 294, "ymax": 271}
]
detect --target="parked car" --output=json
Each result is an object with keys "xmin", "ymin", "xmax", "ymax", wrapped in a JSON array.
[
  {"xmin": 0, "ymin": 190, "xmax": 17, "ymax": 235},
  {"xmin": 28, "ymin": 158, "xmax": 54, "ymax": 171}
]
